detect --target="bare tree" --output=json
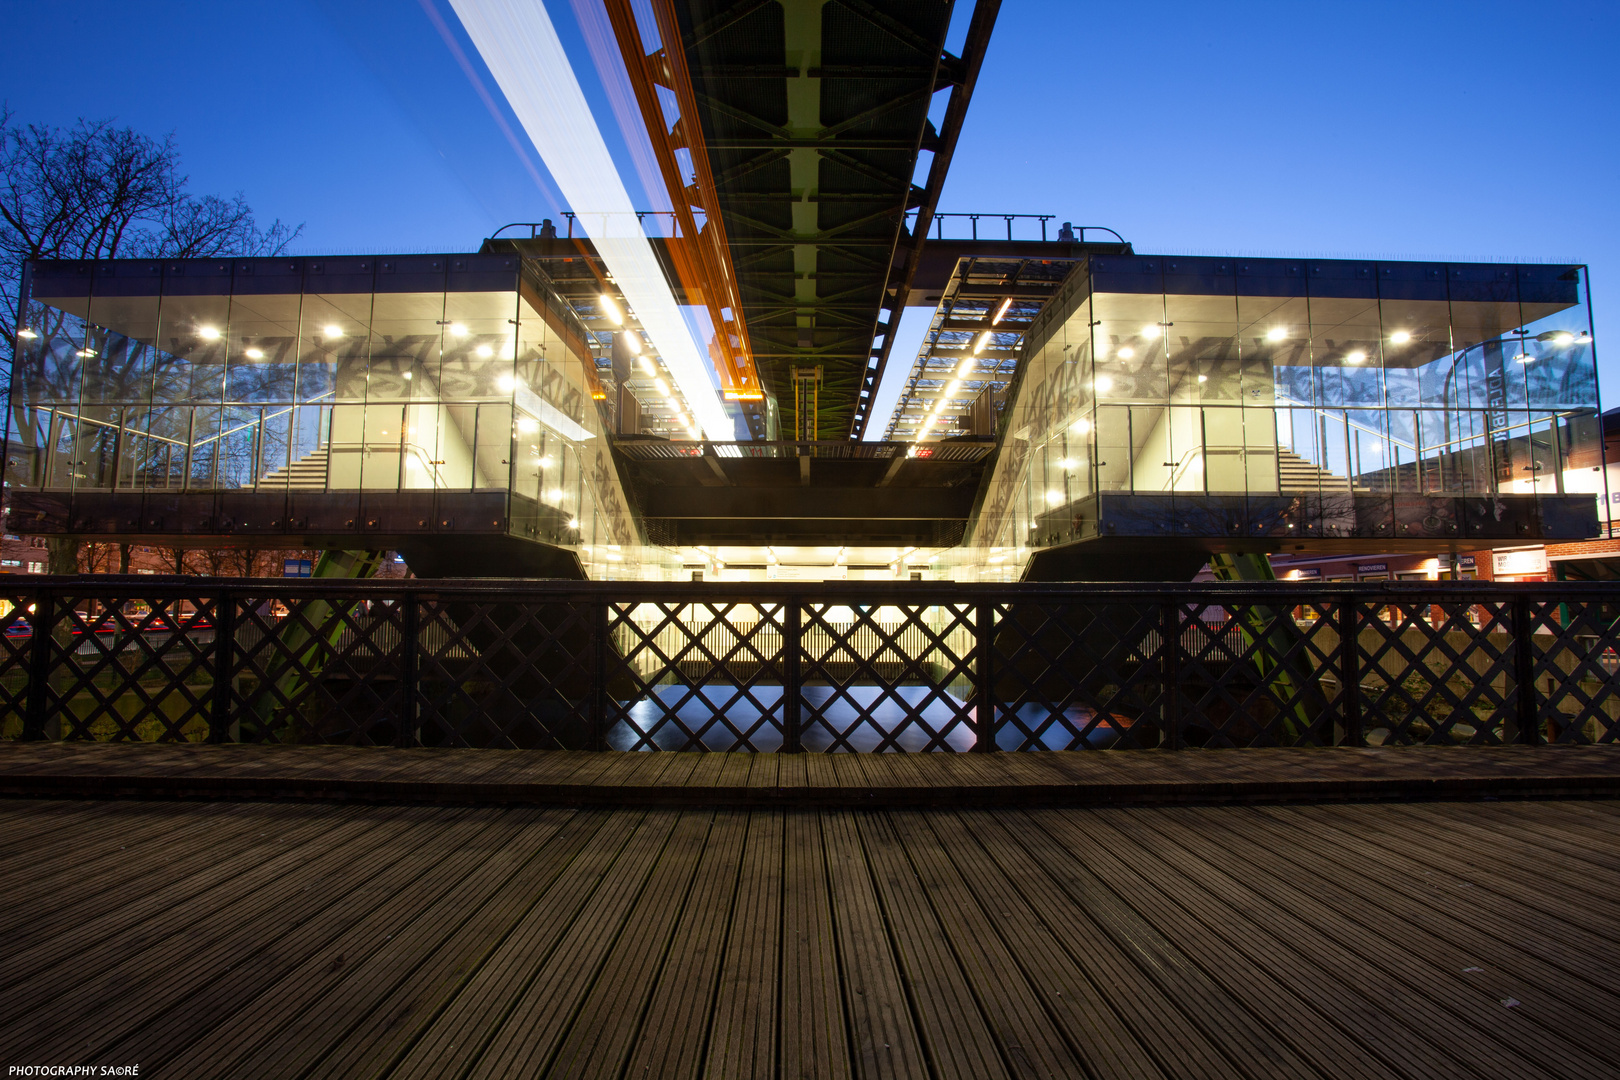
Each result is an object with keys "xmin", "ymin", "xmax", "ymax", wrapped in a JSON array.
[{"xmin": 0, "ymin": 106, "xmax": 302, "ymax": 572}]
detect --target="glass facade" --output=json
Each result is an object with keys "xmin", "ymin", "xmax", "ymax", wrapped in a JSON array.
[
  {"xmin": 956, "ymin": 255, "xmax": 1603, "ymax": 581},
  {"xmin": 6, "ymin": 255, "xmax": 676, "ymax": 580}
]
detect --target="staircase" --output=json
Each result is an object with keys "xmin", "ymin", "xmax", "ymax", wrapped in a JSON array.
[
  {"xmin": 1277, "ymin": 449, "xmax": 1351, "ymax": 494},
  {"xmin": 258, "ymin": 447, "xmax": 330, "ymax": 490}
]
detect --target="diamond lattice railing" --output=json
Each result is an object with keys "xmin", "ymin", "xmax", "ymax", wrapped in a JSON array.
[
  {"xmin": 416, "ymin": 597, "xmax": 593, "ymax": 749},
  {"xmin": 607, "ymin": 600, "xmax": 790, "ymax": 751},
  {"xmin": 2, "ymin": 578, "xmax": 1616, "ymax": 752},
  {"xmin": 992, "ymin": 600, "xmax": 1167, "ymax": 750},
  {"xmin": 49, "ymin": 591, "xmax": 218, "ymax": 742},
  {"xmin": 1176, "ymin": 599, "xmax": 1345, "ymax": 747},
  {"xmin": 799, "ymin": 602, "xmax": 978, "ymax": 752},
  {"xmin": 231, "ymin": 591, "xmax": 406, "ymax": 744},
  {"xmin": 1523, "ymin": 597, "xmax": 1620, "ymax": 744},
  {"xmin": 1354, "ymin": 596, "xmax": 1517, "ymax": 745}
]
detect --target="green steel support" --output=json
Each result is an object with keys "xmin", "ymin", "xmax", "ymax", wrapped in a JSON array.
[{"xmin": 1208, "ymin": 552, "xmax": 1317, "ymax": 742}]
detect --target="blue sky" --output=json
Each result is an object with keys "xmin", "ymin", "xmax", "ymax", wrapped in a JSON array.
[{"xmin": 5, "ymin": 0, "xmax": 1617, "ymax": 408}]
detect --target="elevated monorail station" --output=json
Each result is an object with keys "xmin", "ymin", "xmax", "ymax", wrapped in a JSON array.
[{"xmin": 5, "ymin": 248, "xmax": 1605, "ymax": 581}]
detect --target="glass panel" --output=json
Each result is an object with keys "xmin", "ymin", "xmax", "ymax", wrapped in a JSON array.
[
  {"xmin": 1164, "ymin": 294, "xmax": 1238, "ymax": 405},
  {"xmin": 474, "ymin": 402, "xmax": 512, "ymax": 492},
  {"xmin": 1379, "ymin": 298, "xmax": 1451, "ymax": 407},
  {"xmin": 1092, "ymin": 293, "xmax": 1166, "ymax": 403},
  {"xmin": 295, "ymin": 294, "xmax": 371, "ymax": 404},
  {"xmin": 1305, "ymin": 296, "xmax": 1381, "ymax": 408},
  {"xmin": 327, "ymin": 403, "xmax": 365, "ymax": 488},
  {"xmin": 1094, "ymin": 405, "xmax": 1130, "ymax": 492},
  {"xmin": 1348, "ymin": 409, "xmax": 1393, "ymax": 493},
  {"xmin": 1202, "ymin": 406, "xmax": 1246, "ymax": 493},
  {"xmin": 1237, "ymin": 294, "xmax": 1306, "ymax": 407},
  {"xmin": 1243, "ymin": 407, "xmax": 1278, "ymax": 494},
  {"xmin": 361, "ymin": 403, "xmax": 405, "ymax": 490},
  {"xmin": 224, "ymin": 293, "xmax": 300, "ymax": 404},
  {"xmin": 151, "ymin": 294, "xmax": 231, "ymax": 406}
]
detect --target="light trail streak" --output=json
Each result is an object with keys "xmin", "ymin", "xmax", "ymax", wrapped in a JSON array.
[{"xmin": 447, "ymin": 0, "xmax": 731, "ymax": 439}]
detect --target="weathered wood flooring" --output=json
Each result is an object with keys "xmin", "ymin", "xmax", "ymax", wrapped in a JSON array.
[
  {"xmin": 2, "ymin": 796, "xmax": 1618, "ymax": 1078},
  {"xmin": 3, "ymin": 742, "xmax": 1619, "ymax": 807}
]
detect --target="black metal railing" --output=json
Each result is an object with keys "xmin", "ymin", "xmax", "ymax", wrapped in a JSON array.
[{"xmin": 1, "ymin": 577, "xmax": 1616, "ymax": 752}]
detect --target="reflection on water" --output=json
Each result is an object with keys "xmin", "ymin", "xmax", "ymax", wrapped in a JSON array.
[{"xmin": 611, "ymin": 683, "xmax": 1124, "ymax": 751}]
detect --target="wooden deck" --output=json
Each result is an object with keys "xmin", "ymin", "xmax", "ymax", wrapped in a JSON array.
[
  {"xmin": 3, "ymin": 742, "xmax": 1620, "ymax": 807},
  {"xmin": 2, "ymin": 794, "xmax": 1619, "ymax": 1077}
]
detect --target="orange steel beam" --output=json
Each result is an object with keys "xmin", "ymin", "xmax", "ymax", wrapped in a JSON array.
[{"xmin": 601, "ymin": 0, "xmax": 765, "ymax": 403}]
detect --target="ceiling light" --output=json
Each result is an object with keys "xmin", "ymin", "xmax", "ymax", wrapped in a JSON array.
[
  {"xmin": 1346, "ymin": 350, "xmax": 1366, "ymax": 364},
  {"xmin": 1116, "ymin": 346, "xmax": 1134, "ymax": 360},
  {"xmin": 600, "ymin": 295, "xmax": 623, "ymax": 326},
  {"xmin": 403, "ymin": 370, "xmax": 413, "ymax": 380},
  {"xmin": 1045, "ymin": 489, "xmax": 1065, "ymax": 506},
  {"xmin": 496, "ymin": 373, "xmax": 516, "ymax": 393},
  {"xmin": 639, "ymin": 357, "xmax": 657, "ymax": 377},
  {"xmin": 1142, "ymin": 324, "xmax": 1161, "ymax": 340},
  {"xmin": 567, "ymin": 517, "xmax": 580, "ymax": 529},
  {"xmin": 622, "ymin": 331, "xmax": 641, "ymax": 354},
  {"xmin": 654, "ymin": 378, "xmax": 670, "ymax": 397},
  {"xmin": 1514, "ymin": 353, "xmax": 1533, "ymax": 364},
  {"xmin": 547, "ymin": 487, "xmax": 565, "ymax": 501},
  {"xmin": 476, "ymin": 344, "xmax": 494, "ymax": 358},
  {"xmin": 1071, "ymin": 418, "xmax": 1093, "ymax": 435},
  {"xmin": 974, "ymin": 331, "xmax": 992, "ymax": 355},
  {"xmin": 992, "ymin": 298, "xmax": 1013, "ymax": 325},
  {"xmin": 1553, "ymin": 331, "xmax": 1575, "ymax": 346},
  {"xmin": 946, "ymin": 379, "xmax": 961, "ymax": 396},
  {"xmin": 16, "ymin": 328, "xmax": 37, "ymax": 339},
  {"xmin": 1389, "ymin": 330, "xmax": 1411, "ymax": 344},
  {"xmin": 517, "ymin": 417, "xmax": 539, "ymax": 433},
  {"xmin": 323, "ymin": 324, "xmax": 343, "ymax": 338},
  {"xmin": 1094, "ymin": 375, "xmax": 1113, "ymax": 393},
  {"xmin": 956, "ymin": 358, "xmax": 974, "ymax": 378},
  {"xmin": 198, "ymin": 326, "xmax": 221, "ymax": 341},
  {"xmin": 688, "ymin": 423, "xmax": 702, "ymax": 440},
  {"xmin": 1265, "ymin": 327, "xmax": 1287, "ymax": 342},
  {"xmin": 449, "ymin": 323, "xmax": 468, "ymax": 337},
  {"xmin": 1058, "ymin": 457, "xmax": 1078, "ymax": 471},
  {"xmin": 538, "ymin": 455, "xmax": 554, "ymax": 468},
  {"xmin": 1197, "ymin": 374, "xmax": 1208, "ymax": 383},
  {"xmin": 244, "ymin": 347, "xmax": 265, "ymax": 360}
]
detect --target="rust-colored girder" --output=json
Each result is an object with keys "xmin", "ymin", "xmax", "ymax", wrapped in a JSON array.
[{"xmin": 602, "ymin": 0, "xmax": 765, "ymax": 405}]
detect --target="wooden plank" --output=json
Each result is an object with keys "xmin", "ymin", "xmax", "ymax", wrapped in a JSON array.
[
  {"xmin": 383, "ymin": 810, "xmax": 653, "ymax": 1080},
  {"xmin": 910, "ymin": 811, "xmax": 1165, "ymax": 1080},
  {"xmin": 821, "ymin": 810, "xmax": 930, "ymax": 1079},
  {"xmin": 780, "ymin": 811, "xmax": 851, "ymax": 1080},
  {"xmin": 98, "ymin": 808, "xmax": 543, "ymax": 1075},
  {"xmin": 0, "ymin": 803, "xmax": 376, "ymax": 991},
  {"xmin": 545, "ymin": 810, "xmax": 720, "ymax": 1076},
  {"xmin": 1070, "ymin": 807, "xmax": 1453, "ymax": 1080},
  {"xmin": 622, "ymin": 810, "xmax": 751, "ymax": 1077},
  {"xmin": 1015, "ymin": 808, "xmax": 1321, "ymax": 1080},
  {"xmin": 469, "ymin": 810, "xmax": 692, "ymax": 1077},
  {"xmin": 1125, "ymin": 806, "xmax": 1604, "ymax": 1080},
  {"xmin": 5, "ymin": 805, "xmax": 442, "ymax": 1064},
  {"xmin": 954, "ymin": 810, "xmax": 1248, "ymax": 1080},
  {"xmin": 1212, "ymin": 804, "xmax": 1620, "ymax": 1040},
  {"xmin": 703, "ymin": 811, "xmax": 783, "ymax": 1078},
  {"xmin": 1250, "ymin": 804, "xmax": 1620, "ymax": 1002},
  {"xmin": 854, "ymin": 811, "xmax": 1012, "ymax": 1078}
]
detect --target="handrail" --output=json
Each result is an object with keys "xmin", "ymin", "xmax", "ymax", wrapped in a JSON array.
[{"xmin": 901, "ymin": 213, "xmax": 1128, "ymax": 245}]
